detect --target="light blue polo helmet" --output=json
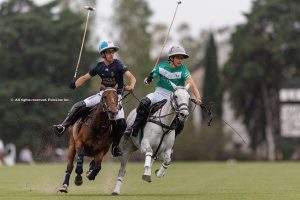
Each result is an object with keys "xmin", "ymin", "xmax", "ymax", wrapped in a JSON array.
[{"xmin": 98, "ymin": 40, "xmax": 119, "ymax": 54}]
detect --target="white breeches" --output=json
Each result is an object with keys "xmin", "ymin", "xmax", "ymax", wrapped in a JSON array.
[{"xmin": 146, "ymin": 87, "xmax": 171, "ymax": 105}]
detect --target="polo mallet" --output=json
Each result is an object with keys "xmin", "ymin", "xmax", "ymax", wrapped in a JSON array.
[
  {"xmin": 152, "ymin": 0, "xmax": 182, "ymax": 71},
  {"xmin": 73, "ymin": 6, "xmax": 96, "ymax": 79}
]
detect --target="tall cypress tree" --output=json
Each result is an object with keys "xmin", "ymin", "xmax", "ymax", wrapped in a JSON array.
[{"xmin": 202, "ymin": 33, "xmax": 222, "ymax": 116}]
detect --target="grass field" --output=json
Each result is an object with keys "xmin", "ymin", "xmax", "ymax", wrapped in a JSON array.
[{"xmin": 1, "ymin": 161, "xmax": 300, "ymax": 200}]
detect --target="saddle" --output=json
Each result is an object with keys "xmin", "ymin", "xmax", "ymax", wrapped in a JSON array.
[
  {"xmin": 72, "ymin": 106, "xmax": 97, "ymax": 125},
  {"xmin": 149, "ymin": 99, "xmax": 168, "ymax": 115},
  {"xmin": 73, "ymin": 105, "xmax": 112, "ymax": 139},
  {"xmin": 147, "ymin": 99, "xmax": 179, "ymax": 130},
  {"xmin": 136, "ymin": 99, "xmax": 170, "ymax": 143}
]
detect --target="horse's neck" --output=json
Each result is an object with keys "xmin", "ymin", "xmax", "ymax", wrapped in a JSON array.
[{"xmin": 157, "ymin": 100, "xmax": 176, "ymax": 125}]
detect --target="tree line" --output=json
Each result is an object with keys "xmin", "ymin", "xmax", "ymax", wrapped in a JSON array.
[{"xmin": 1, "ymin": 0, "xmax": 299, "ymax": 161}]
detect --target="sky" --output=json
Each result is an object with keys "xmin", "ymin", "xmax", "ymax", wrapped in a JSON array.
[
  {"xmin": 149, "ymin": 0, "xmax": 253, "ymax": 35},
  {"xmin": 96, "ymin": 0, "xmax": 254, "ymax": 38},
  {"xmin": 0, "ymin": 0, "xmax": 254, "ymax": 41}
]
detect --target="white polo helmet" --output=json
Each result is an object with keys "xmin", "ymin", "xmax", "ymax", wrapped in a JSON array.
[
  {"xmin": 168, "ymin": 45, "xmax": 189, "ymax": 59},
  {"xmin": 98, "ymin": 40, "xmax": 119, "ymax": 54}
]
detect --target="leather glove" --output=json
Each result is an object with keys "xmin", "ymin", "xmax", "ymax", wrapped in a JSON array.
[
  {"xmin": 69, "ymin": 80, "xmax": 76, "ymax": 90},
  {"xmin": 144, "ymin": 72, "xmax": 154, "ymax": 85}
]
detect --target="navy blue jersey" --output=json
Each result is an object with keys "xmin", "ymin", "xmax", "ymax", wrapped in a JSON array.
[{"xmin": 89, "ymin": 59, "xmax": 128, "ymax": 91}]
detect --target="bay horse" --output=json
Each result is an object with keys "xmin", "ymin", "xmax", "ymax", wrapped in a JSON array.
[
  {"xmin": 112, "ymin": 82, "xmax": 191, "ymax": 195},
  {"xmin": 58, "ymin": 88, "xmax": 119, "ymax": 193}
]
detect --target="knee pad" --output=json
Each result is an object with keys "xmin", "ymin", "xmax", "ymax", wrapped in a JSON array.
[{"xmin": 137, "ymin": 97, "xmax": 151, "ymax": 115}]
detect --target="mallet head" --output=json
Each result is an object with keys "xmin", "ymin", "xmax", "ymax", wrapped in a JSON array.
[
  {"xmin": 176, "ymin": 0, "xmax": 182, "ymax": 4},
  {"xmin": 84, "ymin": 6, "xmax": 96, "ymax": 11}
]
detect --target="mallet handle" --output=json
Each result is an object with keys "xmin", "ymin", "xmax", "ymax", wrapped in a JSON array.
[
  {"xmin": 74, "ymin": 11, "xmax": 90, "ymax": 78},
  {"xmin": 151, "ymin": 1, "xmax": 182, "ymax": 72}
]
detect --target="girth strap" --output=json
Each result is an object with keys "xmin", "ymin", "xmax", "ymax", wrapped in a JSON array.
[
  {"xmin": 147, "ymin": 118, "xmax": 176, "ymax": 131},
  {"xmin": 147, "ymin": 118, "xmax": 177, "ymax": 159}
]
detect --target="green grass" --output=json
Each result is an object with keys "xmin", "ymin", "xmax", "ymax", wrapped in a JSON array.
[{"xmin": 0, "ymin": 162, "xmax": 300, "ymax": 200}]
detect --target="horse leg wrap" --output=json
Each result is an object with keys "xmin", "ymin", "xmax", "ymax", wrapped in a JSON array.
[
  {"xmin": 157, "ymin": 161, "xmax": 170, "ymax": 176},
  {"xmin": 63, "ymin": 169, "xmax": 72, "ymax": 186},
  {"xmin": 87, "ymin": 166, "xmax": 101, "ymax": 180},
  {"xmin": 89, "ymin": 160, "xmax": 96, "ymax": 171},
  {"xmin": 144, "ymin": 152, "xmax": 152, "ymax": 168},
  {"xmin": 75, "ymin": 150, "xmax": 84, "ymax": 175},
  {"xmin": 113, "ymin": 177, "xmax": 124, "ymax": 194}
]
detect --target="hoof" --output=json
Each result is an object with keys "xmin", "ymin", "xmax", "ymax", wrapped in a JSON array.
[
  {"xmin": 74, "ymin": 175, "xmax": 83, "ymax": 186},
  {"xmin": 111, "ymin": 192, "xmax": 119, "ymax": 196},
  {"xmin": 142, "ymin": 175, "xmax": 152, "ymax": 182},
  {"xmin": 58, "ymin": 184, "xmax": 68, "ymax": 193}
]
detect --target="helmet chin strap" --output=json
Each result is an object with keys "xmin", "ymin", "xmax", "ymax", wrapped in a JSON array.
[
  {"xmin": 169, "ymin": 57, "xmax": 180, "ymax": 68},
  {"xmin": 169, "ymin": 57, "xmax": 175, "ymax": 67}
]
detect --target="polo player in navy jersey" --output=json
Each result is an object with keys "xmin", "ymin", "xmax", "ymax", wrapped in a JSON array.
[{"xmin": 53, "ymin": 40, "xmax": 136, "ymax": 157}]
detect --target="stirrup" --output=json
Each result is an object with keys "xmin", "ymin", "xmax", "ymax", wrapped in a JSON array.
[
  {"xmin": 124, "ymin": 127, "xmax": 133, "ymax": 137},
  {"xmin": 53, "ymin": 124, "xmax": 66, "ymax": 137}
]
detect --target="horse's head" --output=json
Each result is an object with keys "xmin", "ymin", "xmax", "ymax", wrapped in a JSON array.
[
  {"xmin": 101, "ymin": 88, "xmax": 119, "ymax": 120},
  {"xmin": 170, "ymin": 82, "xmax": 190, "ymax": 122}
]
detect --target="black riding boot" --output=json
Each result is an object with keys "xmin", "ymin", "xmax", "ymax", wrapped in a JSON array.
[
  {"xmin": 111, "ymin": 118, "xmax": 126, "ymax": 157},
  {"xmin": 124, "ymin": 97, "xmax": 151, "ymax": 137},
  {"xmin": 53, "ymin": 101, "xmax": 86, "ymax": 137}
]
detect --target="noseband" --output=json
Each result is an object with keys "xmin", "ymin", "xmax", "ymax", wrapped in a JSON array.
[{"xmin": 170, "ymin": 89, "xmax": 189, "ymax": 114}]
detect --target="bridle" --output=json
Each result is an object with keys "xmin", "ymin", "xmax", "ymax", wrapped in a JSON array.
[
  {"xmin": 101, "ymin": 88, "xmax": 119, "ymax": 120},
  {"xmin": 169, "ymin": 88, "xmax": 189, "ymax": 117}
]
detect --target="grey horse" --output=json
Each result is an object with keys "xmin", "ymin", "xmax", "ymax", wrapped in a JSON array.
[{"xmin": 112, "ymin": 82, "xmax": 191, "ymax": 195}]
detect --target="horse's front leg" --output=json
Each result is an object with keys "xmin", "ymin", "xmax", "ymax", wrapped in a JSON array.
[
  {"xmin": 58, "ymin": 133, "xmax": 76, "ymax": 193},
  {"xmin": 74, "ymin": 145, "xmax": 84, "ymax": 186},
  {"xmin": 112, "ymin": 138, "xmax": 137, "ymax": 195},
  {"xmin": 155, "ymin": 148, "xmax": 172, "ymax": 178},
  {"xmin": 141, "ymin": 139, "xmax": 153, "ymax": 183},
  {"xmin": 86, "ymin": 152, "xmax": 104, "ymax": 181}
]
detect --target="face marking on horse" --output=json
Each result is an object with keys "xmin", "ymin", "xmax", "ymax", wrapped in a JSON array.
[{"xmin": 101, "ymin": 88, "xmax": 119, "ymax": 120}]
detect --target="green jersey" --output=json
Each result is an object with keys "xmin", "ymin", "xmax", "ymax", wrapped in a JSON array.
[{"xmin": 152, "ymin": 61, "xmax": 191, "ymax": 92}]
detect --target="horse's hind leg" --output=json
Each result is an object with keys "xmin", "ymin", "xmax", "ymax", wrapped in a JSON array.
[
  {"xmin": 58, "ymin": 134, "xmax": 76, "ymax": 193},
  {"xmin": 155, "ymin": 149, "xmax": 172, "ymax": 178},
  {"xmin": 112, "ymin": 139, "xmax": 137, "ymax": 195},
  {"xmin": 74, "ymin": 147, "xmax": 84, "ymax": 186}
]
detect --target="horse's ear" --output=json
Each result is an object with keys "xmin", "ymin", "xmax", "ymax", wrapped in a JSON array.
[
  {"xmin": 100, "ymin": 84, "xmax": 106, "ymax": 90},
  {"xmin": 185, "ymin": 83, "xmax": 190, "ymax": 90},
  {"xmin": 170, "ymin": 81, "xmax": 178, "ymax": 90}
]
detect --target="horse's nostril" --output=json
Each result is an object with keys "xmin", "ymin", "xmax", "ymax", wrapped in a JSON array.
[{"xmin": 179, "ymin": 112, "xmax": 189, "ymax": 118}]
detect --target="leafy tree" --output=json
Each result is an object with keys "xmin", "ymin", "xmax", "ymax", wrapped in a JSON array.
[
  {"xmin": 113, "ymin": 0, "xmax": 152, "ymax": 88},
  {"xmin": 224, "ymin": 0, "xmax": 300, "ymax": 160},
  {"xmin": 0, "ymin": 0, "xmax": 97, "ymax": 158}
]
